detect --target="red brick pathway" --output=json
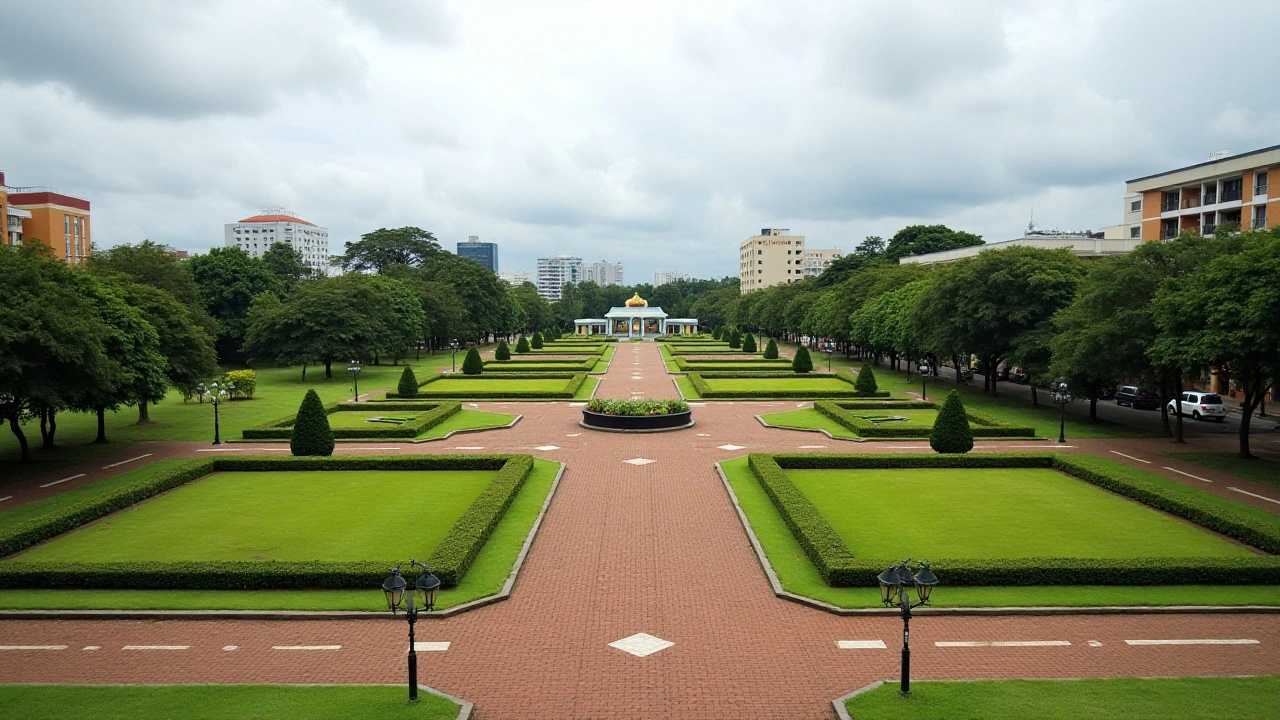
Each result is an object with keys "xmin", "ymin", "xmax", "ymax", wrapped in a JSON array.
[{"xmin": 2, "ymin": 342, "xmax": 1278, "ymax": 718}]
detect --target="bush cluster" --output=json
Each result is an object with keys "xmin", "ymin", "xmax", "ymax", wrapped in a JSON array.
[
  {"xmin": 585, "ymin": 398, "xmax": 689, "ymax": 415},
  {"xmin": 290, "ymin": 389, "xmax": 335, "ymax": 456}
]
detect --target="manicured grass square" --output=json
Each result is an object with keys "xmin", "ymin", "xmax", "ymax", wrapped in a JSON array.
[
  {"xmin": 17, "ymin": 470, "xmax": 494, "ymax": 563},
  {"xmin": 425, "ymin": 378, "xmax": 572, "ymax": 392},
  {"xmin": 786, "ymin": 467, "xmax": 1254, "ymax": 559},
  {"xmin": 323, "ymin": 410, "xmax": 421, "ymax": 429},
  {"xmin": 702, "ymin": 377, "xmax": 855, "ymax": 393}
]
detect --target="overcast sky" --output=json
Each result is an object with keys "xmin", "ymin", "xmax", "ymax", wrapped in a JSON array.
[{"xmin": 2, "ymin": 1, "xmax": 1278, "ymax": 282}]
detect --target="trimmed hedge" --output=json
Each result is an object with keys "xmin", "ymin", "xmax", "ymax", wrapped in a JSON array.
[
  {"xmin": 931, "ymin": 389, "xmax": 974, "ymax": 453},
  {"xmin": 290, "ymin": 389, "xmax": 335, "ymax": 456},
  {"xmin": 516, "ymin": 336, "xmax": 531, "ymax": 353},
  {"xmin": 763, "ymin": 339, "xmax": 779, "ymax": 359},
  {"xmin": 461, "ymin": 346, "xmax": 483, "ymax": 375},
  {"xmin": 813, "ymin": 401, "xmax": 1036, "ymax": 439},
  {"xmin": 745, "ymin": 452, "xmax": 1280, "ymax": 587},
  {"xmin": 688, "ymin": 371, "xmax": 888, "ymax": 399},
  {"xmin": 484, "ymin": 357, "xmax": 596, "ymax": 372},
  {"xmin": 397, "ymin": 366, "xmax": 419, "ymax": 397},
  {"xmin": 792, "ymin": 345, "xmax": 813, "ymax": 373},
  {"xmin": 0, "ymin": 455, "xmax": 535, "ymax": 589},
  {"xmin": 386, "ymin": 372, "xmax": 588, "ymax": 399},
  {"xmin": 667, "ymin": 346, "xmax": 752, "ymax": 355},
  {"xmin": 495, "ymin": 340, "xmax": 511, "ymax": 360},
  {"xmin": 242, "ymin": 402, "xmax": 461, "ymax": 440},
  {"xmin": 531, "ymin": 332, "xmax": 544, "ymax": 349},
  {"xmin": 853, "ymin": 364, "xmax": 877, "ymax": 394},
  {"xmin": 672, "ymin": 356, "xmax": 792, "ymax": 372}
]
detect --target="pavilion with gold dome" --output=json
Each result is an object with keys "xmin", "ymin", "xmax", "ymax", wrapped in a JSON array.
[{"xmin": 573, "ymin": 293, "xmax": 699, "ymax": 338}]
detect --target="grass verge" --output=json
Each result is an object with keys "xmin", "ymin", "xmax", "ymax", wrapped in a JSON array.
[
  {"xmin": 758, "ymin": 409, "xmax": 859, "ymax": 439},
  {"xmin": 416, "ymin": 409, "xmax": 518, "ymax": 440}
]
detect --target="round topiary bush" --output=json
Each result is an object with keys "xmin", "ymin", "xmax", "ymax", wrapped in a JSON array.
[
  {"xmin": 516, "ymin": 336, "xmax": 531, "ymax": 354},
  {"xmin": 728, "ymin": 329, "xmax": 742, "ymax": 349},
  {"xmin": 930, "ymin": 389, "xmax": 974, "ymax": 454},
  {"xmin": 397, "ymin": 366, "xmax": 419, "ymax": 397},
  {"xmin": 854, "ymin": 363, "xmax": 878, "ymax": 394},
  {"xmin": 290, "ymin": 388, "xmax": 335, "ymax": 457},
  {"xmin": 792, "ymin": 345, "xmax": 813, "ymax": 373},
  {"xmin": 531, "ymin": 332, "xmax": 544, "ymax": 349},
  {"xmin": 495, "ymin": 339, "xmax": 511, "ymax": 361},
  {"xmin": 461, "ymin": 346, "xmax": 483, "ymax": 375},
  {"xmin": 743, "ymin": 332, "xmax": 757, "ymax": 353},
  {"xmin": 763, "ymin": 338, "xmax": 779, "ymax": 359}
]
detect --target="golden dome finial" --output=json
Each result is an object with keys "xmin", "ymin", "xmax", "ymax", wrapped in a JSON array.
[{"xmin": 624, "ymin": 292, "xmax": 648, "ymax": 307}]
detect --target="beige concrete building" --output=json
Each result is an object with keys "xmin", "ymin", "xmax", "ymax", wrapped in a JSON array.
[
  {"xmin": 1124, "ymin": 145, "xmax": 1279, "ymax": 240},
  {"xmin": 801, "ymin": 247, "xmax": 843, "ymax": 278},
  {"xmin": 739, "ymin": 228, "xmax": 806, "ymax": 293}
]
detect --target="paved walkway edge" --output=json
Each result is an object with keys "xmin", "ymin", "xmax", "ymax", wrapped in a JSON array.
[
  {"xmin": 0, "ymin": 461, "xmax": 567, "ymax": 622},
  {"xmin": 831, "ymin": 680, "xmax": 883, "ymax": 720},
  {"xmin": 713, "ymin": 462, "xmax": 1280, "ymax": 618}
]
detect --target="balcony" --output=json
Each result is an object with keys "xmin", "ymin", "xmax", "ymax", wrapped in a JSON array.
[
  {"xmin": 1255, "ymin": 184, "xmax": 1268, "ymax": 196},
  {"xmin": 1161, "ymin": 200, "xmax": 1179, "ymax": 212},
  {"xmin": 1220, "ymin": 190, "xmax": 1242, "ymax": 203},
  {"xmin": 1182, "ymin": 197, "xmax": 1201, "ymax": 209},
  {"xmin": 1253, "ymin": 218, "xmax": 1268, "ymax": 230},
  {"xmin": 1203, "ymin": 193, "xmax": 1217, "ymax": 205},
  {"xmin": 1202, "ymin": 224, "xmax": 1216, "ymax": 235}
]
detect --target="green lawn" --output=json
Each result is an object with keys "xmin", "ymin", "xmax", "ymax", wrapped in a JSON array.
[
  {"xmin": 788, "ymin": 467, "xmax": 1251, "ymax": 559},
  {"xmin": 679, "ymin": 362, "xmax": 795, "ymax": 371},
  {"xmin": 0, "ymin": 458, "xmax": 561, "ymax": 610},
  {"xmin": 1167, "ymin": 451, "xmax": 1280, "ymax": 489},
  {"xmin": 0, "ymin": 685, "xmax": 459, "ymax": 719},
  {"xmin": 675, "ymin": 376, "xmax": 698, "ymax": 398},
  {"xmin": 718, "ymin": 456, "xmax": 1277, "ymax": 608},
  {"xmin": 702, "ymin": 377, "xmax": 855, "ymax": 393},
  {"xmin": 845, "ymin": 676, "xmax": 1280, "ymax": 719},
  {"xmin": 0, "ymin": 459, "xmax": 194, "ymax": 533},
  {"xmin": 324, "ymin": 410, "xmax": 423, "ymax": 429},
  {"xmin": 16, "ymin": 470, "xmax": 494, "ymax": 563},
  {"xmin": 758, "ymin": 408, "xmax": 860, "ymax": 439},
  {"xmin": 415, "ymin": 409, "xmax": 517, "ymax": 439}
]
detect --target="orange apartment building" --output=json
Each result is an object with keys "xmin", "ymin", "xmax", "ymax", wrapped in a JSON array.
[
  {"xmin": 1123, "ymin": 145, "xmax": 1279, "ymax": 241},
  {"xmin": 1, "ymin": 171, "xmax": 92, "ymax": 266}
]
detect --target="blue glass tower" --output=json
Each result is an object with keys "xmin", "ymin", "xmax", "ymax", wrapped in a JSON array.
[{"xmin": 456, "ymin": 236, "xmax": 498, "ymax": 272}]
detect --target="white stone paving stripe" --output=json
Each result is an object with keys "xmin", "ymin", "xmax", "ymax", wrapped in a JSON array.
[
  {"xmin": 345, "ymin": 447, "xmax": 402, "ymax": 451},
  {"xmin": 1163, "ymin": 466, "xmax": 1213, "ymax": 483},
  {"xmin": 0, "ymin": 496, "xmax": 12, "ymax": 503},
  {"xmin": 102, "ymin": 453, "xmax": 153, "ymax": 469},
  {"xmin": 413, "ymin": 642, "xmax": 451, "ymax": 652},
  {"xmin": 936, "ymin": 640, "xmax": 1071, "ymax": 648},
  {"xmin": 799, "ymin": 445, "xmax": 826, "ymax": 449},
  {"xmin": 1227, "ymin": 487, "xmax": 1280, "ymax": 505},
  {"xmin": 0, "ymin": 645, "xmax": 68, "ymax": 651},
  {"xmin": 1109, "ymin": 450, "xmax": 1151, "ymax": 464},
  {"xmin": 272, "ymin": 645, "xmax": 342, "ymax": 651},
  {"xmin": 83, "ymin": 646, "xmax": 101, "ymax": 651},
  {"xmin": 194, "ymin": 448, "xmax": 242, "ymax": 452},
  {"xmin": 454, "ymin": 446, "xmax": 485, "ymax": 450},
  {"xmin": 123, "ymin": 645, "xmax": 190, "ymax": 651},
  {"xmin": 837, "ymin": 640, "xmax": 887, "ymax": 649},
  {"xmin": 40, "ymin": 473, "xmax": 86, "ymax": 488},
  {"xmin": 1125, "ymin": 638, "xmax": 1259, "ymax": 646}
]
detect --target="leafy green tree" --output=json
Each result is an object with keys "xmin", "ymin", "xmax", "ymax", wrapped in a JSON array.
[
  {"xmin": 262, "ymin": 242, "xmax": 313, "ymax": 290},
  {"xmin": 742, "ymin": 332, "xmax": 757, "ymax": 353},
  {"xmin": 461, "ymin": 346, "xmax": 483, "ymax": 375},
  {"xmin": 886, "ymin": 225, "xmax": 983, "ymax": 261},
  {"xmin": 86, "ymin": 239, "xmax": 215, "ymax": 332},
  {"xmin": 340, "ymin": 227, "xmax": 441, "ymax": 272},
  {"xmin": 290, "ymin": 389, "xmax": 334, "ymax": 456},
  {"xmin": 419, "ymin": 251, "xmax": 513, "ymax": 341},
  {"xmin": 398, "ymin": 366, "xmax": 419, "ymax": 397},
  {"xmin": 763, "ymin": 338, "xmax": 778, "ymax": 359},
  {"xmin": 531, "ymin": 331, "xmax": 544, "ymax": 349},
  {"xmin": 188, "ymin": 247, "xmax": 282, "ymax": 361},
  {"xmin": 110, "ymin": 281, "xmax": 219, "ymax": 404},
  {"xmin": 516, "ymin": 336, "xmax": 530, "ymax": 353},
  {"xmin": 495, "ymin": 340, "xmax": 511, "ymax": 360},
  {"xmin": 792, "ymin": 345, "xmax": 813, "ymax": 373},
  {"xmin": 854, "ymin": 363, "xmax": 878, "ymax": 394},
  {"xmin": 512, "ymin": 282, "xmax": 555, "ymax": 332},
  {"xmin": 930, "ymin": 390, "xmax": 973, "ymax": 454}
]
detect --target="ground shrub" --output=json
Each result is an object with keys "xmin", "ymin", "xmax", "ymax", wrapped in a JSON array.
[
  {"xmin": 290, "ymin": 389, "xmax": 335, "ymax": 457},
  {"xmin": 461, "ymin": 347, "xmax": 483, "ymax": 375},
  {"xmin": 713, "ymin": 327, "xmax": 722, "ymax": 340},
  {"xmin": 853, "ymin": 364, "xmax": 877, "ymax": 394},
  {"xmin": 792, "ymin": 345, "xmax": 813, "ymax": 373},
  {"xmin": 516, "ymin": 336, "xmax": 530, "ymax": 353},
  {"xmin": 495, "ymin": 340, "xmax": 511, "ymax": 360},
  {"xmin": 397, "ymin": 366, "xmax": 418, "ymax": 397},
  {"xmin": 224, "ymin": 370, "xmax": 257, "ymax": 399},
  {"xmin": 531, "ymin": 332, "xmax": 544, "ymax": 349},
  {"xmin": 728, "ymin": 329, "xmax": 742, "ymax": 349},
  {"xmin": 930, "ymin": 390, "xmax": 974, "ymax": 453},
  {"xmin": 763, "ymin": 339, "xmax": 778, "ymax": 359},
  {"xmin": 743, "ymin": 333, "xmax": 757, "ymax": 353}
]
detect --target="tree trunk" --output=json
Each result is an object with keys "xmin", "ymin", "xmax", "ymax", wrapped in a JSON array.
[
  {"xmin": 324, "ymin": 358, "xmax": 333, "ymax": 379},
  {"xmin": 1173, "ymin": 368, "xmax": 1185, "ymax": 444},
  {"xmin": 301, "ymin": 363, "xmax": 308, "ymax": 381},
  {"xmin": 137, "ymin": 397, "xmax": 152, "ymax": 424},
  {"xmin": 1089, "ymin": 397, "xmax": 1097, "ymax": 422},
  {"xmin": 47, "ymin": 410, "xmax": 56, "ymax": 447},
  {"xmin": 9, "ymin": 413, "xmax": 30, "ymax": 463},
  {"xmin": 1159, "ymin": 372, "xmax": 1172, "ymax": 436},
  {"xmin": 1031, "ymin": 384, "xmax": 1039, "ymax": 408},
  {"xmin": 1236, "ymin": 368, "xmax": 1264, "ymax": 459},
  {"xmin": 39, "ymin": 407, "xmax": 51, "ymax": 448},
  {"xmin": 96, "ymin": 407, "xmax": 108, "ymax": 443}
]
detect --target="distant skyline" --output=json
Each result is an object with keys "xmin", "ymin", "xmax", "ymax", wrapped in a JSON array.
[{"xmin": 2, "ymin": 1, "xmax": 1279, "ymax": 281}]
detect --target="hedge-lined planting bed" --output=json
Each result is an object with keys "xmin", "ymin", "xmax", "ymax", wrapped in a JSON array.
[
  {"xmin": 0, "ymin": 454, "xmax": 534, "ymax": 589},
  {"xmin": 484, "ymin": 358, "xmax": 597, "ymax": 372},
  {"xmin": 814, "ymin": 400, "xmax": 1035, "ymax": 438},
  {"xmin": 526, "ymin": 345, "xmax": 604, "ymax": 355},
  {"xmin": 746, "ymin": 452, "xmax": 1280, "ymax": 587},
  {"xmin": 386, "ymin": 372, "xmax": 588, "ymax": 399},
  {"xmin": 688, "ymin": 372, "xmax": 889, "ymax": 399},
  {"xmin": 672, "ymin": 356, "xmax": 792, "ymax": 372},
  {"xmin": 242, "ymin": 401, "xmax": 460, "ymax": 439},
  {"xmin": 667, "ymin": 345, "xmax": 755, "ymax": 355}
]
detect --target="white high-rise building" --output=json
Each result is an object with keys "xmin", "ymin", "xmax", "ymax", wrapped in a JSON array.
[
  {"xmin": 225, "ymin": 208, "xmax": 329, "ymax": 273},
  {"xmin": 585, "ymin": 260, "xmax": 624, "ymax": 286},
  {"xmin": 802, "ymin": 247, "xmax": 844, "ymax": 278},
  {"xmin": 536, "ymin": 254, "xmax": 584, "ymax": 300},
  {"xmin": 653, "ymin": 270, "xmax": 689, "ymax": 286},
  {"xmin": 499, "ymin": 270, "xmax": 531, "ymax": 287}
]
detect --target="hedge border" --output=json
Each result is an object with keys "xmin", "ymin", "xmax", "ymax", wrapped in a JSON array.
[
  {"xmin": 668, "ymin": 346, "xmax": 758, "ymax": 355},
  {"xmin": 688, "ymin": 372, "xmax": 890, "ymax": 399},
  {"xmin": 747, "ymin": 452, "xmax": 1280, "ymax": 587},
  {"xmin": 242, "ymin": 401, "xmax": 460, "ymax": 439},
  {"xmin": 814, "ymin": 401, "xmax": 1035, "ymax": 438},
  {"xmin": 484, "ymin": 358, "xmax": 596, "ymax": 372},
  {"xmin": 385, "ymin": 372, "xmax": 587, "ymax": 399},
  {"xmin": 672, "ymin": 356, "xmax": 793, "ymax": 372},
  {"xmin": 0, "ymin": 454, "xmax": 534, "ymax": 590}
]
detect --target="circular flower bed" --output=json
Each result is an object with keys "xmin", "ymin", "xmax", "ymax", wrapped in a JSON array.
[{"xmin": 580, "ymin": 398, "xmax": 694, "ymax": 432}]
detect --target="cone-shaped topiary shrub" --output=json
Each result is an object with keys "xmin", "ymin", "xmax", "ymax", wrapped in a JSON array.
[
  {"xmin": 290, "ymin": 389, "xmax": 335, "ymax": 456},
  {"xmin": 397, "ymin": 366, "xmax": 419, "ymax": 397},
  {"xmin": 461, "ymin": 346, "xmax": 483, "ymax": 375},
  {"xmin": 495, "ymin": 340, "xmax": 511, "ymax": 360},
  {"xmin": 930, "ymin": 389, "xmax": 974, "ymax": 454},
  {"xmin": 546, "ymin": 326, "xmax": 560, "ymax": 340},
  {"xmin": 854, "ymin": 363, "xmax": 878, "ymax": 394},
  {"xmin": 763, "ymin": 338, "xmax": 779, "ymax": 359},
  {"xmin": 516, "ymin": 336, "xmax": 531, "ymax": 354},
  {"xmin": 531, "ymin": 332, "xmax": 544, "ymax": 349},
  {"xmin": 743, "ymin": 332, "xmax": 757, "ymax": 353},
  {"xmin": 728, "ymin": 329, "xmax": 742, "ymax": 349},
  {"xmin": 713, "ymin": 326, "xmax": 722, "ymax": 340},
  {"xmin": 792, "ymin": 345, "xmax": 813, "ymax": 373}
]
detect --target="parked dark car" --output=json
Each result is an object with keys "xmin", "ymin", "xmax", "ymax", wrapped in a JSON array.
[
  {"xmin": 1115, "ymin": 385, "xmax": 1160, "ymax": 410},
  {"xmin": 1099, "ymin": 386, "xmax": 1116, "ymax": 400}
]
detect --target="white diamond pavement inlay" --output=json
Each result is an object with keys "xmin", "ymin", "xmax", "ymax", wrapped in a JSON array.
[
  {"xmin": 623, "ymin": 458, "xmax": 656, "ymax": 466},
  {"xmin": 534, "ymin": 445, "xmax": 561, "ymax": 451},
  {"xmin": 717, "ymin": 444, "xmax": 746, "ymax": 451},
  {"xmin": 609, "ymin": 633, "xmax": 674, "ymax": 657}
]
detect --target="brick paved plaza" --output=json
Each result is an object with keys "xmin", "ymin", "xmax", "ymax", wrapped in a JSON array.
[{"xmin": 2, "ymin": 343, "xmax": 1278, "ymax": 718}]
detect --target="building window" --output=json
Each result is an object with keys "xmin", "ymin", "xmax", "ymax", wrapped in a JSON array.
[
  {"xmin": 1221, "ymin": 177, "xmax": 1243, "ymax": 203},
  {"xmin": 1256, "ymin": 171, "xmax": 1268, "ymax": 196},
  {"xmin": 1130, "ymin": 200, "xmax": 1141, "ymax": 212},
  {"xmin": 1161, "ymin": 191, "xmax": 1178, "ymax": 212},
  {"xmin": 1253, "ymin": 205, "xmax": 1267, "ymax": 230},
  {"xmin": 1130, "ymin": 226, "xmax": 1141, "ymax": 238}
]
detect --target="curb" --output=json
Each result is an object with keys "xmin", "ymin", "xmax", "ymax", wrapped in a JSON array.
[
  {"xmin": 831, "ymin": 680, "xmax": 883, "ymax": 720},
  {"xmin": 0, "ymin": 462, "xmax": 567, "ymax": 622},
  {"xmin": 713, "ymin": 462, "xmax": 1280, "ymax": 618}
]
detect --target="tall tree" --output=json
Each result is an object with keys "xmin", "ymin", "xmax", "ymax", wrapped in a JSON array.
[
  {"xmin": 188, "ymin": 247, "xmax": 282, "ymax": 361},
  {"xmin": 340, "ymin": 227, "xmax": 441, "ymax": 272},
  {"xmin": 885, "ymin": 225, "xmax": 983, "ymax": 261},
  {"xmin": 110, "ymin": 281, "xmax": 220, "ymax": 410},
  {"xmin": 262, "ymin": 241, "xmax": 313, "ymax": 291},
  {"xmin": 86, "ymin": 239, "xmax": 217, "ymax": 336}
]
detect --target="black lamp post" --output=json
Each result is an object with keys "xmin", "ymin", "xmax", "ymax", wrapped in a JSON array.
[
  {"xmin": 347, "ymin": 360, "xmax": 362, "ymax": 403},
  {"xmin": 823, "ymin": 340, "xmax": 835, "ymax": 371},
  {"xmin": 918, "ymin": 358, "xmax": 932, "ymax": 401},
  {"xmin": 449, "ymin": 340, "xmax": 460, "ymax": 373},
  {"xmin": 877, "ymin": 559, "xmax": 939, "ymax": 697},
  {"xmin": 1051, "ymin": 377, "xmax": 1071, "ymax": 444},
  {"xmin": 194, "ymin": 381, "xmax": 234, "ymax": 446},
  {"xmin": 382, "ymin": 560, "xmax": 442, "ymax": 703}
]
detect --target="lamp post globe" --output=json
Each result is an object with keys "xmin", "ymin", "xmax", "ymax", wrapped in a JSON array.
[
  {"xmin": 919, "ymin": 359, "xmax": 932, "ymax": 401},
  {"xmin": 876, "ymin": 559, "xmax": 939, "ymax": 697},
  {"xmin": 1051, "ymin": 377, "xmax": 1070, "ymax": 443},
  {"xmin": 382, "ymin": 560, "xmax": 442, "ymax": 703},
  {"xmin": 347, "ymin": 360, "xmax": 362, "ymax": 403},
  {"xmin": 449, "ymin": 340, "xmax": 460, "ymax": 373}
]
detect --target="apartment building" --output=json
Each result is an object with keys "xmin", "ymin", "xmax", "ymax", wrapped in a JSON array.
[
  {"xmin": 456, "ymin": 235, "xmax": 498, "ymax": 272},
  {"xmin": 224, "ymin": 209, "xmax": 329, "ymax": 273},
  {"xmin": 739, "ymin": 228, "xmax": 806, "ymax": 293},
  {"xmin": 1, "ymin": 172, "xmax": 92, "ymax": 266},
  {"xmin": 1124, "ymin": 145, "xmax": 1279, "ymax": 240},
  {"xmin": 584, "ymin": 260, "xmax": 624, "ymax": 286},
  {"xmin": 536, "ymin": 254, "xmax": 584, "ymax": 300},
  {"xmin": 499, "ymin": 270, "xmax": 531, "ymax": 287},
  {"xmin": 801, "ymin": 247, "xmax": 844, "ymax": 278},
  {"xmin": 653, "ymin": 269, "xmax": 689, "ymax": 286}
]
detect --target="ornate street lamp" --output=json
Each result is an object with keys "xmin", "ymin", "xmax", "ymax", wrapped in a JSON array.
[
  {"xmin": 194, "ymin": 381, "xmax": 234, "ymax": 446},
  {"xmin": 449, "ymin": 340, "xmax": 460, "ymax": 373},
  {"xmin": 822, "ymin": 340, "xmax": 835, "ymax": 371},
  {"xmin": 878, "ymin": 559, "xmax": 939, "ymax": 697},
  {"xmin": 347, "ymin": 360, "xmax": 362, "ymax": 403},
  {"xmin": 918, "ymin": 358, "xmax": 932, "ymax": 401},
  {"xmin": 382, "ymin": 560, "xmax": 442, "ymax": 703},
  {"xmin": 1051, "ymin": 377, "xmax": 1071, "ymax": 443}
]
